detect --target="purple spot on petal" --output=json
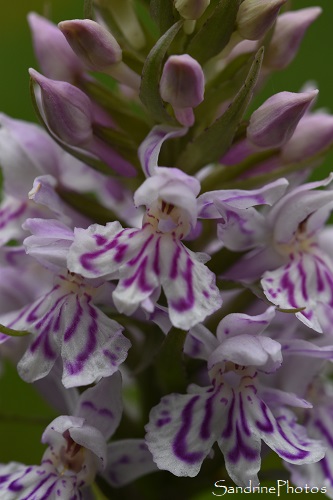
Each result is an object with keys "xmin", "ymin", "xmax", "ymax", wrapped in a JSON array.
[{"xmin": 156, "ymin": 417, "xmax": 171, "ymax": 427}]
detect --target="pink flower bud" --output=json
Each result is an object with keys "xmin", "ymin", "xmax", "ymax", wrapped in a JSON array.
[
  {"xmin": 174, "ymin": 0, "xmax": 210, "ymax": 20},
  {"xmin": 247, "ymin": 90, "xmax": 318, "ymax": 149},
  {"xmin": 160, "ymin": 55, "xmax": 204, "ymax": 126},
  {"xmin": 236, "ymin": 0, "xmax": 286, "ymax": 40},
  {"xmin": 265, "ymin": 7, "xmax": 322, "ymax": 70},
  {"xmin": 27, "ymin": 12, "xmax": 85, "ymax": 82},
  {"xmin": 29, "ymin": 69, "xmax": 93, "ymax": 147},
  {"xmin": 282, "ymin": 112, "xmax": 333, "ymax": 163},
  {"xmin": 58, "ymin": 19, "xmax": 122, "ymax": 71}
]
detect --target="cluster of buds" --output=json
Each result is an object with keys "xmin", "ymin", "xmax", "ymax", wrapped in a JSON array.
[{"xmin": 1, "ymin": 1, "xmax": 333, "ymax": 499}]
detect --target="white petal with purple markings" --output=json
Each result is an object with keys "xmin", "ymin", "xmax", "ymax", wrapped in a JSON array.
[
  {"xmin": 103, "ymin": 439, "xmax": 158, "ymax": 487},
  {"xmin": 146, "ymin": 384, "xmax": 231, "ymax": 477},
  {"xmin": 0, "ymin": 273, "xmax": 130, "ymax": 387}
]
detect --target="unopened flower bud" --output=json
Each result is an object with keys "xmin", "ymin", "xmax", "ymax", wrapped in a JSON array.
[
  {"xmin": 29, "ymin": 68, "xmax": 93, "ymax": 147},
  {"xmin": 59, "ymin": 19, "xmax": 140, "ymax": 91},
  {"xmin": 282, "ymin": 112, "xmax": 333, "ymax": 163},
  {"xmin": 236, "ymin": 0, "xmax": 286, "ymax": 41},
  {"xmin": 247, "ymin": 90, "xmax": 318, "ymax": 149},
  {"xmin": 265, "ymin": 7, "xmax": 322, "ymax": 70},
  {"xmin": 58, "ymin": 19, "xmax": 122, "ymax": 71},
  {"xmin": 174, "ymin": 0, "xmax": 210, "ymax": 20},
  {"xmin": 27, "ymin": 12, "xmax": 84, "ymax": 82},
  {"xmin": 160, "ymin": 55, "xmax": 204, "ymax": 126}
]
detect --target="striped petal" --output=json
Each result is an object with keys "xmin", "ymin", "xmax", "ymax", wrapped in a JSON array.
[
  {"xmin": 262, "ymin": 251, "xmax": 333, "ymax": 332},
  {"xmin": 0, "ymin": 276, "xmax": 130, "ymax": 387},
  {"xmin": 0, "ymin": 195, "xmax": 29, "ymax": 246},
  {"xmin": 138, "ymin": 125, "xmax": 187, "ymax": 177},
  {"xmin": 68, "ymin": 224, "xmax": 222, "ymax": 330},
  {"xmin": 103, "ymin": 440, "xmax": 158, "ymax": 487},
  {"xmin": 145, "ymin": 384, "xmax": 231, "ymax": 477},
  {"xmin": 0, "ymin": 461, "xmax": 81, "ymax": 500}
]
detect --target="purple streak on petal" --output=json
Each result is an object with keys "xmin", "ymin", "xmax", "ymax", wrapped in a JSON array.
[
  {"xmin": 94, "ymin": 234, "xmax": 108, "ymax": 246},
  {"xmin": 170, "ymin": 244, "xmax": 182, "ymax": 279},
  {"xmin": 170, "ymin": 255, "xmax": 195, "ymax": 312},
  {"xmin": 64, "ymin": 296, "xmax": 83, "ymax": 342},
  {"xmin": 323, "ymin": 269, "xmax": 333, "ymax": 306},
  {"xmin": 320, "ymin": 457, "xmax": 333, "ymax": 487},
  {"xmin": 228, "ymin": 423, "xmax": 258, "ymax": 463},
  {"xmin": 297, "ymin": 259, "xmax": 308, "ymax": 301},
  {"xmin": 66, "ymin": 299, "xmax": 98, "ymax": 374},
  {"xmin": 8, "ymin": 482, "xmax": 23, "ymax": 492},
  {"xmin": 314, "ymin": 419, "xmax": 333, "ymax": 447},
  {"xmin": 172, "ymin": 395, "xmax": 205, "ymax": 464},
  {"xmin": 114, "ymin": 244, "xmax": 128, "ymax": 263},
  {"xmin": 280, "ymin": 267, "xmax": 298, "ymax": 308},
  {"xmin": 20, "ymin": 473, "xmax": 58, "ymax": 500},
  {"xmin": 156, "ymin": 417, "xmax": 172, "ymax": 427},
  {"xmin": 123, "ymin": 256, "xmax": 154, "ymax": 293},
  {"xmin": 239, "ymin": 393, "xmax": 251, "ymax": 437},
  {"xmin": 255, "ymin": 401, "xmax": 274, "ymax": 433},
  {"xmin": 314, "ymin": 260, "xmax": 325, "ymax": 292},
  {"xmin": 0, "ymin": 202, "xmax": 27, "ymax": 229},
  {"xmin": 127, "ymin": 234, "xmax": 154, "ymax": 266},
  {"xmin": 103, "ymin": 349, "xmax": 119, "ymax": 365},
  {"xmin": 35, "ymin": 293, "xmax": 69, "ymax": 330},
  {"xmin": 79, "ymin": 229, "xmax": 128, "ymax": 272},
  {"xmin": 81, "ymin": 400, "xmax": 114, "ymax": 419},
  {"xmin": 54, "ymin": 302, "xmax": 65, "ymax": 332},
  {"xmin": 7, "ymin": 286, "xmax": 59, "ymax": 327},
  {"xmin": 276, "ymin": 448, "xmax": 308, "ymax": 461},
  {"xmin": 30, "ymin": 319, "xmax": 57, "ymax": 360},
  {"xmin": 200, "ymin": 390, "xmax": 219, "ymax": 440},
  {"xmin": 222, "ymin": 392, "xmax": 235, "ymax": 438},
  {"xmin": 153, "ymin": 237, "xmax": 161, "ymax": 276}
]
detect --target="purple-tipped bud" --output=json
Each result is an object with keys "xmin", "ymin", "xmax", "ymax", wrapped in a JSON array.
[
  {"xmin": 174, "ymin": 0, "xmax": 210, "ymax": 20},
  {"xmin": 27, "ymin": 12, "xmax": 85, "ymax": 82},
  {"xmin": 265, "ymin": 7, "xmax": 322, "ymax": 70},
  {"xmin": 29, "ymin": 69, "xmax": 93, "ymax": 147},
  {"xmin": 58, "ymin": 19, "xmax": 122, "ymax": 72},
  {"xmin": 281, "ymin": 112, "xmax": 333, "ymax": 163},
  {"xmin": 236, "ymin": 0, "xmax": 286, "ymax": 41},
  {"xmin": 160, "ymin": 54, "xmax": 204, "ymax": 126},
  {"xmin": 247, "ymin": 90, "xmax": 318, "ymax": 149}
]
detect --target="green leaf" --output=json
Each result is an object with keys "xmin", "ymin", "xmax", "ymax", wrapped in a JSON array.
[
  {"xmin": 186, "ymin": 0, "xmax": 241, "ymax": 64},
  {"xmin": 154, "ymin": 328, "xmax": 187, "ymax": 395},
  {"xmin": 139, "ymin": 21, "xmax": 182, "ymax": 124},
  {"xmin": 0, "ymin": 324, "xmax": 31, "ymax": 337},
  {"xmin": 81, "ymin": 79, "xmax": 151, "ymax": 143},
  {"xmin": 150, "ymin": 0, "xmax": 176, "ymax": 34},
  {"xmin": 83, "ymin": 0, "xmax": 93, "ymax": 19},
  {"xmin": 92, "ymin": 125, "xmax": 142, "ymax": 169},
  {"xmin": 176, "ymin": 47, "xmax": 264, "ymax": 173},
  {"xmin": 195, "ymin": 52, "xmax": 255, "ymax": 128}
]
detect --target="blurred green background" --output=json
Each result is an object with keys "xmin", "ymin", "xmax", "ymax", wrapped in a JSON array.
[{"xmin": 0, "ymin": 0, "xmax": 332, "ymax": 498}]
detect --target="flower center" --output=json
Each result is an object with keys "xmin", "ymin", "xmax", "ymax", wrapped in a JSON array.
[
  {"xmin": 57, "ymin": 270, "xmax": 98, "ymax": 297},
  {"xmin": 60, "ymin": 430, "xmax": 86, "ymax": 473},
  {"xmin": 276, "ymin": 220, "xmax": 317, "ymax": 257},
  {"xmin": 143, "ymin": 199, "xmax": 190, "ymax": 238}
]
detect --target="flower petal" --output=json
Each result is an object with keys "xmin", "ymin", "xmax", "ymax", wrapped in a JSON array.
[
  {"xmin": 145, "ymin": 385, "xmax": 230, "ymax": 477},
  {"xmin": 262, "ymin": 252, "xmax": 333, "ymax": 333},
  {"xmin": 138, "ymin": 125, "xmax": 187, "ymax": 177},
  {"xmin": 76, "ymin": 372, "xmax": 123, "ymax": 439},
  {"xmin": 103, "ymin": 439, "xmax": 158, "ymax": 487}
]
